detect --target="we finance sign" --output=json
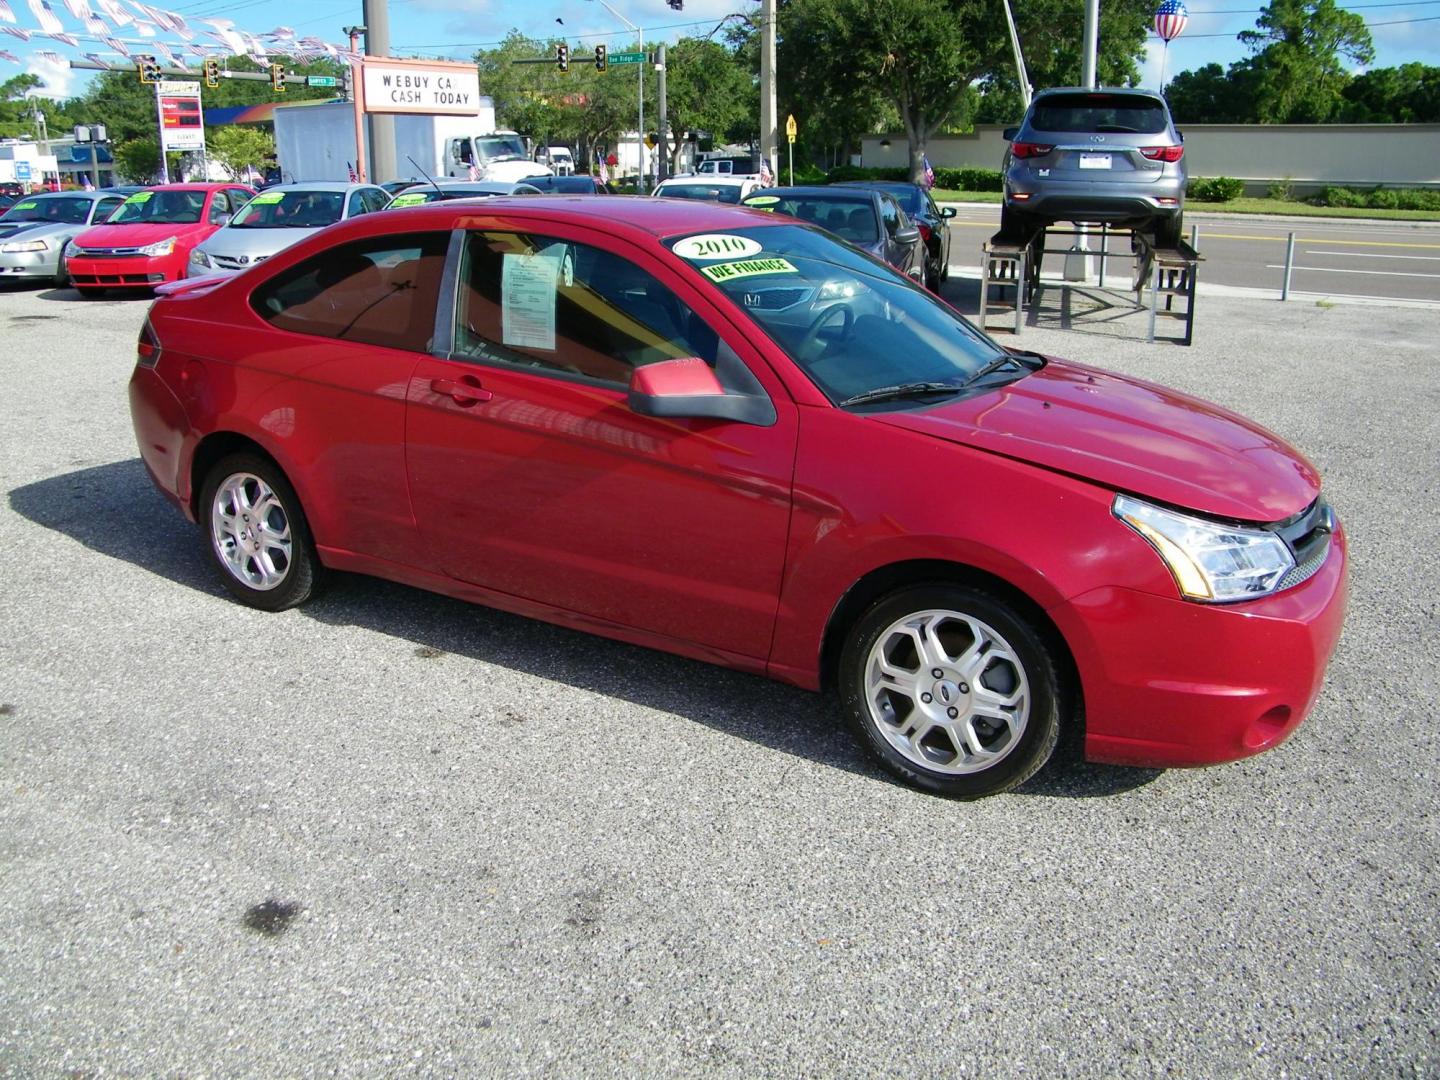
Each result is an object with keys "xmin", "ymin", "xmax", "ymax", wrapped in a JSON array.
[{"xmin": 361, "ymin": 58, "xmax": 482, "ymax": 116}]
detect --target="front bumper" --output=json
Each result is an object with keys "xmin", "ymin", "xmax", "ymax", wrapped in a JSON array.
[
  {"xmin": 69, "ymin": 253, "xmax": 180, "ymax": 289},
  {"xmin": 1052, "ymin": 528, "xmax": 1348, "ymax": 768},
  {"xmin": 0, "ymin": 247, "xmax": 62, "ymax": 279}
]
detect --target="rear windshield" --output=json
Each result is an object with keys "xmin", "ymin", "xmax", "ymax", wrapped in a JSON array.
[
  {"xmin": 656, "ymin": 183, "xmax": 745, "ymax": 204},
  {"xmin": 743, "ymin": 194, "xmax": 878, "ymax": 243},
  {"xmin": 1029, "ymin": 94, "xmax": 1169, "ymax": 135}
]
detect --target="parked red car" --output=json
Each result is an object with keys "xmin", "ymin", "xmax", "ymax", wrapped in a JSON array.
[
  {"xmin": 128, "ymin": 198, "xmax": 1346, "ymax": 797},
  {"xmin": 66, "ymin": 183, "xmax": 255, "ymax": 297}
]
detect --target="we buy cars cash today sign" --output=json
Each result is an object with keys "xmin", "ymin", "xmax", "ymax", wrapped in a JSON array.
[{"xmin": 360, "ymin": 57, "xmax": 483, "ymax": 116}]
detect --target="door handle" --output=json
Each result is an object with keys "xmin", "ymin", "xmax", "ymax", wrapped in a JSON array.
[{"xmin": 430, "ymin": 376, "xmax": 492, "ymax": 406}]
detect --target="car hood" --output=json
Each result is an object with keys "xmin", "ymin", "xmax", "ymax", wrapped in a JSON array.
[
  {"xmin": 878, "ymin": 359, "xmax": 1319, "ymax": 522},
  {"xmin": 0, "ymin": 219, "xmax": 58, "ymax": 240},
  {"xmin": 74, "ymin": 221, "xmax": 212, "ymax": 248},
  {"xmin": 197, "ymin": 226, "xmax": 319, "ymax": 259}
]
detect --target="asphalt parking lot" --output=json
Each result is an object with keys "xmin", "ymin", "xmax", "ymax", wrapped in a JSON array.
[{"xmin": 2, "ymin": 280, "xmax": 1437, "ymax": 1077}]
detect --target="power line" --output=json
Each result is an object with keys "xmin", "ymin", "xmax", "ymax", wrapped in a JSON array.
[{"xmin": 1155, "ymin": 12, "xmax": 1440, "ymax": 35}]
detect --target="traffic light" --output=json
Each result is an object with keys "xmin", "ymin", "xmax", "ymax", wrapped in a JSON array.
[
  {"xmin": 270, "ymin": 62, "xmax": 286, "ymax": 93},
  {"xmin": 556, "ymin": 43, "xmax": 569, "ymax": 73},
  {"xmin": 594, "ymin": 44, "xmax": 607, "ymax": 72},
  {"xmin": 136, "ymin": 54, "xmax": 158, "ymax": 84},
  {"xmin": 204, "ymin": 58, "xmax": 220, "ymax": 88}
]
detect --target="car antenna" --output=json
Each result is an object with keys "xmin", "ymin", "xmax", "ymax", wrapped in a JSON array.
[{"xmin": 407, "ymin": 156, "xmax": 444, "ymax": 196}]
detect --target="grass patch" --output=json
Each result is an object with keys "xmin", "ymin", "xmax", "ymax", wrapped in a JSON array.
[
  {"xmin": 931, "ymin": 189, "xmax": 1004, "ymax": 203},
  {"xmin": 1184, "ymin": 197, "xmax": 1439, "ymax": 221}
]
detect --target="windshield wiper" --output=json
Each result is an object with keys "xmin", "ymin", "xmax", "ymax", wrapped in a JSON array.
[
  {"xmin": 839, "ymin": 381, "xmax": 964, "ymax": 408},
  {"xmin": 958, "ymin": 351, "xmax": 1040, "ymax": 388}
]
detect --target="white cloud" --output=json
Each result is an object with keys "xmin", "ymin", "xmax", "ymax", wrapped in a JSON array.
[{"xmin": 25, "ymin": 52, "xmax": 76, "ymax": 100}]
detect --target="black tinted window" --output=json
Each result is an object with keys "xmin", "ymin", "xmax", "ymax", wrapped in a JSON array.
[
  {"xmin": 1029, "ymin": 94, "xmax": 1168, "ymax": 134},
  {"xmin": 252, "ymin": 232, "xmax": 448, "ymax": 352},
  {"xmin": 745, "ymin": 195, "xmax": 878, "ymax": 243}
]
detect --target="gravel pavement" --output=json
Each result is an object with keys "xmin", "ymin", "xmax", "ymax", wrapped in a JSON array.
[{"xmin": 1, "ymin": 280, "xmax": 1437, "ymax": 1077}]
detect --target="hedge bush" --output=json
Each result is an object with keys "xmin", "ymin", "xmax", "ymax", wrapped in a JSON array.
[
  {"xmin": 1187, "ymin": 176, "xmax": 1246, "ymax": 202},
  {"xmin": 804, "ymin": 163, "xmax": 1005, "ymax": 191},
  {"xmin": 1313, "ymin": 185, "xmax": 1440, "ymax": 211}
]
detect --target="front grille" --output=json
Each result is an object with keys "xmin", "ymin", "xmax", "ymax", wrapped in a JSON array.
[
  {"xmin": 1269, "ymin": 497, "xmax": 1337, "ymax": 592},
  {"xmin": 213, "ymin": 253, "xmax": 268, "ymax": 270},
  {"xmin": 739, "ymin": 286, "xmax": 811, "ymax": 311},
  {"xmin": 74, "ymin": 246, "xmax": 144, "ymax": 257}
]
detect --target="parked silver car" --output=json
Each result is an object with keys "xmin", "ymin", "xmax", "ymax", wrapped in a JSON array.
[
  {"xmin": 0, "ymin": 189, "xmax": 130, "ymax": 285},
  {"xmin": 1001, "ymin": 87, "xmax": 1187, "ymax": 247},
  {"xmin": 187, "ymin": 182, "xmax": 391, "ymax": 279}
]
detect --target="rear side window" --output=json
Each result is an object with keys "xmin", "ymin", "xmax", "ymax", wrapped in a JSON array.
[
  {"xmin": 1029, "ymin": 94, "xmax": 1169, "ymax": 134},
  {"xmin": 252, "ymin": 232, "xmax": 449, "ymax": 352}
]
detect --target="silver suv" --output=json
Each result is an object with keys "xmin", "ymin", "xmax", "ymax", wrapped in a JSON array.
[{"xmin": 1001, "ymin": 87, "xmax": 1187, "ymax": 247}]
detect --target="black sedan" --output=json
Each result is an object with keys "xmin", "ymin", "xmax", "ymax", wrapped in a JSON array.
[
  {"xmin": 741, "ymin": 186, "xmax": 924, "ymax": 283},
  {"xmin": 833, "ymin": 180, "xmax": 956, "ymax": 291}
]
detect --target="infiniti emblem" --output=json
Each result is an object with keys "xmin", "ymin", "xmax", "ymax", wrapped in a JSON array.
[{"xmin": 1090, "ymin": 135, "xmax": 1106, "ymax": 143}]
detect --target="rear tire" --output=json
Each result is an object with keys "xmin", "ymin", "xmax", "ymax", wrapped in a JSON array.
[
  {"xmin": 838, "ymin": 584, "xmax": 1063, "ymax": 798},
  {"xmin": 1153, "ymin": 211, "xmax": 1183, "ymax": 249},
  {"xmin": 200, "ymin": 452, "xmax": 323, "ymax": 612},
  {"xmin": 999, "ymin": 204, "xmax": 1040, "ymax": 244}
]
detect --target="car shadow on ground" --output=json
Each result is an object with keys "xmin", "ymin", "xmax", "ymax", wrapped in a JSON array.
[{"xmin": 9, "ymin": 459, "xmax": 1164, "ymax": 800}]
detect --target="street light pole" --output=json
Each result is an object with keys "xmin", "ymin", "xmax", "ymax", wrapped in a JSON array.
[
  {"xmin": 591, "ymin": 0, "xmax": 644, "ymax": 190},
  {"xmin": 760, "ymin": 0, "xmax": 777, "ymax": 181}
]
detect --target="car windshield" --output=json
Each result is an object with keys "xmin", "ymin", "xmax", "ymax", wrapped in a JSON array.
[
  {"xmin": 108, "ymin": 189, "xmax": 206, "ymax": 225},
  {"xmin": 230, "ymin": 190, "xmax": 344, "ymax": 228},
  {"xmin": 667, "ymin": 224, "xmax": 1010, "ymax": 406},
  {"xmin": 657, "ymin": 183, "xmax": 745, "ymax": 204},
  {"xmin": 1029, "ymin": 93, "xmax": 1169, "ymax": 134},
  {"xmin": 0, "ymin": 196, "xmax": 91, "ymax": 224},
  {"xmin": 743, "ymin": 194, "xmax": 879, "ymax": 243},
  {"xmin": 477, "ymin": 136, "xmax": 527, "ymax": 162}
]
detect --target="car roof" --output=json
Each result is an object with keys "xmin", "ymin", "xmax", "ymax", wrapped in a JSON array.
[
  {"xmin": 433, "ymin": 180, "xmax": 537, "ymax": 192},
  {"xmin": 1032, "ymin": 86, "xmax": 1166, "ymax": 101},
  {"xmin": 141, "ymin": 182, "xmax": 248, "ymax": 192},
  {"xmin": 833, "ymin": 180, "xmax": 923, "ymax": 193},
  {"xmin": 16, "ymin": 189, "xmax": 110, "ymax": 201},
  {"xmin": 746, "ymin": 186, "xmax": 877, "ymax": 202},
  {"xmin": 344, "ymin": 195, "xmax": 785, "ymax": 240},
  {"xmin": 660, "ymin": 175, "xmax": 754, "ymax": 187},
  {"xmin": 261, "ymin": 181, "xmax": 379, "ymax": 193}
]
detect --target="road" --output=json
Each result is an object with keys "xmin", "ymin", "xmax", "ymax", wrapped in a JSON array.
[
  {"xmin": 2, "ymin": 282, "xmax": 1438, "ymax": 1077},
  {"xmin": 942, "ymin": 205, "xmax": 1440, "ymax": 304}
]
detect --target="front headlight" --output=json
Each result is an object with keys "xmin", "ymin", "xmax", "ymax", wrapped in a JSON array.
[
  {"xmin": 1114, "ymin": 494, "xmax": 1295, "ymax": 603},
  {"xmin": 139, "ymin": 236, "xmax": 177, "ymax": 257},
  {"xmin": 189, "ymin": 248, "xmax": 211, "ymax": 268},
  {"xmin": 1, "ymin": 239, "xmax": 48, "ymax": 253},
  {"xmin": 64, "ymin": 240, "xmax": 83, "ymax": 258},
  {"xmin": 818, "ymin": 280, "xmax": 857, "ymax": 299}
]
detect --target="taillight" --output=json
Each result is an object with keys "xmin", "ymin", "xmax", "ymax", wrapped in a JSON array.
[
  {"xmin": 1011, "ymin": 142, "xmax": 1054, "ymax": 159},
  {"xmin": 917, "ymin": 222, "xmax": 932, "ymax": 243},
  {"xmin": 1140, "ymin": 145, "xmax": 1184, "ymax": 163},
  {"xmin": 137, "ymin": 319, "xmax": 161, "ymax": 369}
]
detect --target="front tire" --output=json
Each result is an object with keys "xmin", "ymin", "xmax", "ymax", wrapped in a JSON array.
[
  {"xmin": 838, "ymin": 585, "xmax": 1063, "ymax": 798},
  {"xmin": 1153, "ymin": 211, "xmax": 1184, "ymax": 249},
  {"xmin": 200, "ymin": 453, "xmax": 323, "ymax": 611}
]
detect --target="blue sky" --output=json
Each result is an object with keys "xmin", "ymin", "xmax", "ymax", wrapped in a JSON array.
[{"xmin": 7, "ymin": 0, "xmax": 1439, "ymax": 105}]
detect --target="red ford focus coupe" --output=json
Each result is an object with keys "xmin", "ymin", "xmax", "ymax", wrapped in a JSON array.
[
  {"xmin": 128, "ymin": 198, "xmax": 1346, "ymax": 797},
  {"xmin": 66, "ymin": 182, "xmax": 255, "ymax": 297}
]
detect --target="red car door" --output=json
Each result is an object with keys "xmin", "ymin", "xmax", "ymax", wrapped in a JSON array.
[{"xmin": 405, "ymin": 224, "xmax": 798, "ymax": 661}]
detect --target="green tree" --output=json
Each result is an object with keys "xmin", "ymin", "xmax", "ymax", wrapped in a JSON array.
[
  {"xmin": 114, "ymin": 136, "xmax": 162, "ymax": 183},
  {"xmin": 1238, "ymin": 0, "xmax": 1373, "ymax": 121},
  {"xmin": 659, "ymin": 38, "xmax": 754, "ymax": 173},
  {"xmin": 1340, "ymin": 63, "xmax": 1440, "ymax": 122},
  {"xmin": 1163, "ymin": 61, "xmax": 1264, "ymax": 123},
  {"xmin": 207, "ymin": 125, "xmax": 276, "ymax": 180},
  {"xmin": 0, "ymin": 74, "xmax": 45, "ymax": 139}
]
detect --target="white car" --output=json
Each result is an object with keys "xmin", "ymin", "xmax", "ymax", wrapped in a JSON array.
[
  {"xmin": 652, "ymin": 175, "xmax": 768, "ymax": 206},
  {"xmin": 541, "ymin": 146, "xmax": 576, "ymax": 176}
]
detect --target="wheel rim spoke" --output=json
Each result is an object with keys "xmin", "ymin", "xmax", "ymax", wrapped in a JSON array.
[
  {"xmin": 863, "ymin": 607, "xmax": 1031, "ymax": 777},
  {"xmin": 211, "ymin": 472, "xmax": 293, "ymax": 593}
]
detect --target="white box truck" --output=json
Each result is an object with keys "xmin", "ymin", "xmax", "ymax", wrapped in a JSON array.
[{"xmin": 272, "ymin": 101, "xmax": 552, "ymax": 184}]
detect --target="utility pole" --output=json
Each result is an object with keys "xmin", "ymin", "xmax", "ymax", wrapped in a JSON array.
[
  {"xmin": 345, "ymin": 24, "xmax": 368, "ymax": 183},
  {"xmin": 760, "ymin": 0, "xmax": 777, "ymax": 180},
  {"xmin": 155, "ymin": 81, "xmax": 169, "ymax": 184},
  {"xmin": 656, "ymin": 43, "xmax": 668, "ymax": 184},
  {"xmin": 362, "ymin": 0, "xmax": 396, "ymax": 183}
]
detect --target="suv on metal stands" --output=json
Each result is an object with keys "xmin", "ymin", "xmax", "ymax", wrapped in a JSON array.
[{"xmin": 1000, "ymin": 87, "xmax": 1187, "ymax": 247}]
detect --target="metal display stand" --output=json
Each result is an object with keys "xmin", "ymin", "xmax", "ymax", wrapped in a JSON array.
[{"xmin": 978, "ymin": 224, "xmax": 1202, "ymax": 345}]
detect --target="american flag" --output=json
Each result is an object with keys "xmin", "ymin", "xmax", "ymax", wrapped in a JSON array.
[
  {"xmin": 0, "ymin": 1, "xmax": 14, "ymax": 23},
  {"xmin": 1153, "ymin": 0, "xmax": 1188, "ymax": 41},
  {"xmin": 598, "ymin": 160, "xmax": 609, "ymax": 184},
  {"xmin": 347, "ymin": 162, "xmax": 358, "ymax": 183},
  {"xmin": 758, "ymin": 157, "xmax": 773, "ymax": 186},
  {"xmin": 27, "ymin": 0, "xmax": 63, "ymax": 34},
  {"xmin": 923, "ymin": 154, "xmax": 935, "ymax": 189}
]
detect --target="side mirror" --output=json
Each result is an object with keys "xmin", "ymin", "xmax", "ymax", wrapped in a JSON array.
[
  {"xmin": 216, "ymin": 214, "xmax": 232, "ymax": 226},
  {"xmin": 895, "ymin": 225, "xmax": 921, "ymax": 246},
  {"xmin": 628, "ymin": 357, "xmax": 774, "ymax": 425},
  {"xmin": 1002, "ymin": 126, "xmax": 1019, "ymax": 142},
  {"xmin": 941, "ymin": 206, "xmax": 957, "ymax": 219}
]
